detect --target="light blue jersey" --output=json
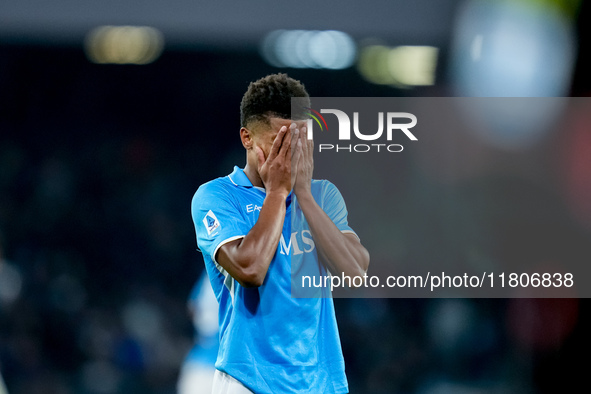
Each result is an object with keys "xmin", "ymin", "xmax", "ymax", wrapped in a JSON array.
[
  {"xmin": 177, "ymin": 272, "xmax": 219, "ymax": 394},
  {"xmin": 183, "ymin": 271, "xmax": 219, "ymax": 366},
  {"xmin": 191, "ymin": 166, "xmax": 354, "ymax": 394}
]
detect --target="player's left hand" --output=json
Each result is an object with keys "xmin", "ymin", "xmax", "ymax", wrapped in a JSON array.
[{"xmin": 293, "ymin": 123, "xmax": 313, "ymax": 197}]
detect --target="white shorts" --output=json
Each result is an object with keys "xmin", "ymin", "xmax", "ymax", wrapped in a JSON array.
[
  {"xmin": 211, "ymin": 369, "xmax": 253, "ymax": 394},
  {"xmin": 177, "ymin": 363, "xmax": 216, "ymax": 394}
]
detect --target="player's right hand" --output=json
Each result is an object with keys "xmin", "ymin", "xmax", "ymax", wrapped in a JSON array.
[{"xmin": 255, "ymin": 125, "xmax": 292, "ymax": 198}]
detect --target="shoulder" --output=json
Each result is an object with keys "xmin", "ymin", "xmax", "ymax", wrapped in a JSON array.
[
  {"xmin": 309, "ymin": 179, "xmax": 347, "ymax": 209},
  {"xmin": 192, "ymin": 176, "xmax": 236, "ymax": 209},
  {"xmin": 311, "ymin": 178, "xmax": 332, "ymax": 190},
  {"xmin": 193, "ymin": 176, "xmax": 232, "ymax": 198},
  {"xmin": 311, "ymin": 179, "xmax": 340, "ymax": 196}
]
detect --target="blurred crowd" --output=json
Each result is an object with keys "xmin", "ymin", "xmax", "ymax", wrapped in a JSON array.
[{"xmin": 0, "ymin": 133, "xmax": 199, "ymax": 393}]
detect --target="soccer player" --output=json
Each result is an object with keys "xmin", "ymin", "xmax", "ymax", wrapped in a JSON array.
[
  {"xmin": 177, "ymin": 271, "xmax": 220, "ymax": 394},
  {"xmin": 191, "ymin": 73, "xmax": 369, "ymax": 393}
]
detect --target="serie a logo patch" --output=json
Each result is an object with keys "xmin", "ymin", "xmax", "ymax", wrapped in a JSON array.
[{"xmin": 203, "ymin": 210, "xmax": 220, "ymax": 236}]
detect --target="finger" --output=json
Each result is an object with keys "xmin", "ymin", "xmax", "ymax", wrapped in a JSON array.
[
  {"xmin": 302, "ymin": 127, "xmax": 313, "ymax": 173},
  {"xmin": 295, "ymin": 138, "xmax": 303, "ymax": 166},
  {"xmin": 308, "ymin": 137, "xmax": 314, "ymax": 170},
  {"xmin": 291, "ymin": 126, "xmax": 300, "ymax": 159},
  {"xmin": 300, "ymin": 126, "xmax": 309, "ymax": 160},
  {"xmin": 292, "ymin": 139, "xmax": 302, "ymax": 187},
  {"xmin": 267, "ymin": 126, "xmax": 288, "ymax": 162},
  {"xmin": 279, "ymin": 123, "xmax": 295, "ymax": 158},
  {"xmin": 304, "ymin": 126, "xmax": 314, "ymax": 156}
]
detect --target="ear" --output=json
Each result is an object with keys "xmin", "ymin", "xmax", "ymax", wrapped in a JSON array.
[{"xmin": 240, "ymin": 127, "xmax": 254, "ymax": 150}]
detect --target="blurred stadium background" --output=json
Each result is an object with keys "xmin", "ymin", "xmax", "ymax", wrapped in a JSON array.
[{"xmin": 1, "ymin": 0, "xmax": 591, "ymax": 393}]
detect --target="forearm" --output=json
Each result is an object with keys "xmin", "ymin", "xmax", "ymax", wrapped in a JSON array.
[
  {"xmin": 297, "ymin": 192, "xmax": 369, "ymax": 277},
  {"xmin": 219, "ymin": 192, "xmax": 286, "ymax": 287},
  {"xmin": 238, "ymin": 192, "xmax": 286, "ymax": 267}
]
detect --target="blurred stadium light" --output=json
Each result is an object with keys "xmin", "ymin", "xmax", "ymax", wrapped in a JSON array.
[
  {"xmin": 0, "ymin": 0, "xmax": 458, "ymax": 48},
  {"xmin": 450, "ymin": 0, "xmax": 577, "ymax": 97},
  {"xmin": 357, "ymin": 44, "xmax": 439, "ymax": 87},
  {"xmin": 260, "ymin": 30, "xmax": 356, "ymax": 69},
  {"xmin": 84, "ymin": 26, "xmax": 164, "ymax": 65},
  {"xmin": 449, "ymin": 0, "xmax": 579, "ymax": 149}
]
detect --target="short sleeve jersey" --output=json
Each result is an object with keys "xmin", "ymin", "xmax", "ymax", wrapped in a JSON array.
[{"xmin": 191, "ymin": 166, "xmax": 355, "ymax": 394}]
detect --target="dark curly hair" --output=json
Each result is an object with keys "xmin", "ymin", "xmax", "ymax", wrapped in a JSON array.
[{"xmin": 240, "ymin": 73, "xmax": 311, "ymax": 128}]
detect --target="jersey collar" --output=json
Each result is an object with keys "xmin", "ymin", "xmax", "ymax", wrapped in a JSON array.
[
  {"xmin": 227, "ymin": 166, "xmax": 293, "ymax": 203},
  {"xmin": 228, "ymin": 166, "xmax": 254, "ymax": 187}
]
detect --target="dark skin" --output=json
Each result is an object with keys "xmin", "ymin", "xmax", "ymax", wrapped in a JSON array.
[
  {"xmin": 216, "ymin": 117, "xmax": 369, "ymax": 288},
  {"xmin": 292, "ymin": 123, "xmax": 370, "ymax": 279}
]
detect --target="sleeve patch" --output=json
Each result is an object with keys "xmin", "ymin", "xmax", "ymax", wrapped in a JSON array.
[{"xmin": 203, "ymin": 210, "xmax": 221, "ymax": 236}]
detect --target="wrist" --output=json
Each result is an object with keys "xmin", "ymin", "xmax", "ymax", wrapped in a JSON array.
[
  {"xmin": 295, "ymin": 189, "xmax": 314, "ymax": 204},
  {"xmin": 265, "ymin": 189, "xmax": 289, "ymax": 201}
]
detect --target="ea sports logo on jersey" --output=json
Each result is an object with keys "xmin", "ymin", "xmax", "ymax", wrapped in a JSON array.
[{"xmin": 305, "ymin": 108, "xmax": 418, "ymax": 153}]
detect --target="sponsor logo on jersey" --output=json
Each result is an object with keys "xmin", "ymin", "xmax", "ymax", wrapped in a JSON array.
[
  {"xmin": 279, "ymin": 231, "xmax": 315, "ymax": 255},
  {"xmin": 246, "ymin": 204, "xmax": 262, "ymax": 213}
]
